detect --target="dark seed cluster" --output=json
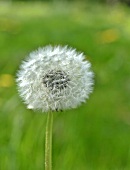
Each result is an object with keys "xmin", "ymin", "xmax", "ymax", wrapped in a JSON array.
[{"xmin": 43, "ymin": 70, "xmax": 70, "ymax": 92}]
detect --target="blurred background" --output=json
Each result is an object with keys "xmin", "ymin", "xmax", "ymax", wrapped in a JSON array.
[{"xmin": 0, "ymin": 0, "xmax": 130, "ymax": 170}]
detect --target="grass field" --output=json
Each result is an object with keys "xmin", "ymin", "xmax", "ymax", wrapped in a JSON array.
[{"xmin": 0, "ymin": 1, "xmax": 130, "ymax": 170}]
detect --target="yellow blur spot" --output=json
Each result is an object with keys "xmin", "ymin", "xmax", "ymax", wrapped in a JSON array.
[
  {"xmin": 0, "ymin": 18, "xmax": 21, "ymax": 33},
  {"xmin": 97, "ymin": 29, "xmax": 119, "ymax": 44},
  {"xmin": 0, "ymin": 74, "xmax": 14, "ymax": 87}
]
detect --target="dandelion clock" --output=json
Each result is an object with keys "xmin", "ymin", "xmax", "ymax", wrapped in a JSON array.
[{"xmin": 16, "ymin": 45, "xmax": 94, "ymax": 170}]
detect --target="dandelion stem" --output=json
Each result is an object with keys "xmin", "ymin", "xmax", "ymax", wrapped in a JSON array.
[{"xmin": 45, "ymin": 111, "xmax": 53, "ymax": 170}]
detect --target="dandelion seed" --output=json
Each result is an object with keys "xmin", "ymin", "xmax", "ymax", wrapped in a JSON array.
[{"xmin": 16, "ymin": 45, "xmax": 94, "ymax": 112}]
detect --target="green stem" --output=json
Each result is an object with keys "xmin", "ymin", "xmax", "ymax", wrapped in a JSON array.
[{"xmin": 45, "ymin": 111, "xmax": 53, "ymax": 170}]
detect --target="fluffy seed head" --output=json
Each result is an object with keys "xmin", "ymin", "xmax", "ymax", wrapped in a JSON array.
[{"xmin": 16, "ymin": 45, "xmax": 94, "ymax": 112}]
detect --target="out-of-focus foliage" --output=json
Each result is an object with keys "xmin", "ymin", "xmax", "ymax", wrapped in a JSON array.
[
  {"xmin": 1, "ymin": 0, "xmax": 130, "ymax": 6},
  {"xmin": 0, "ymin": 1, "xmax": 130, "ymax": 170}
]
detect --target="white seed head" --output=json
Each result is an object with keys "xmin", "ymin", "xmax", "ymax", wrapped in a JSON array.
[{"xmin": 16, "ymin": 45, "xmax": 94, "ymax": 112}]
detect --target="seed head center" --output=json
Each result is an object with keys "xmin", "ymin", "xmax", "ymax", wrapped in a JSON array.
[{"xmin": 43, "ymin": 70, "xmax": 70, "ymax": 91}]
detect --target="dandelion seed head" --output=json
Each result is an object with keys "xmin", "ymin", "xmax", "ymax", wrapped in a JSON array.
[{"xmin": 16, "ymin": 45, "xmax": 94, "ymax": 112}]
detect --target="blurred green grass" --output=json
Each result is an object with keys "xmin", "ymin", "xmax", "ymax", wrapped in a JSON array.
[{"xmin": 0, "ymin": 1, "xmax": 130, "ymax": 170}]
